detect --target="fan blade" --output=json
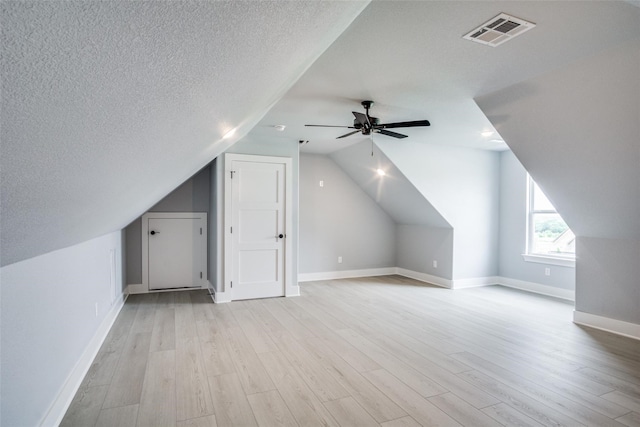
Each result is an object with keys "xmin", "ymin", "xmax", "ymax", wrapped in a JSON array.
[
  {"xmin": 375, "ymin": 129, "xmax": 408, "ymax": 139},
  {"xmin": 352, "ymin": 111, "xmax": 370, "ymax": 127},
  {"xmin": 378, "ymin": 119, "xmax": 430, "ymax": 129},
  {"xmin": 336, "ymin": 130, "xmax": 361, "ymax": 139},
  {"xmin": 305, "ymin": 124, "xmax": 356, "ymax": 128}
]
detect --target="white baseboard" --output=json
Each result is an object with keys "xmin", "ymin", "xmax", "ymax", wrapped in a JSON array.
[
  {"xmin": 298, "ymin": 267, "xmax": 396, "ymax": 282},
  {"xmin": 42, "ymin": 291, "xmax": 129, "ymax": 427},
  {"xmin": 127, "ymin": 283, "xmax": 147, "ymax": 294},
  {"xmin": 395, "ymin": 268, "xmax": 451, "ymax": 288},
  {"xmin": 497, "ymin": 277, "xmax": 575, "ymax": 301},
  {"xmin": 452, "ymin": 276, "xmax": 500, "ymax": 289},
  {"xmin": 573, "ymin": 311, "xmax": 640, "ymax": 341}
]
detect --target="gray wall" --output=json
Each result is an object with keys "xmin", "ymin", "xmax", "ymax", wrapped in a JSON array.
[
  {"xmin": 499, "ymin": 151, "xmax": 575, "ymax": 289},
  {"xmin": 1, "ymin": 231, "xmax": 124, "ymax": 426},
  {"xmin": 125, "ymin": 166, "xmax": 211, "ymax": 284},
  {"xmin": 396, "ymin": 225, "xmax": 454, "ymax": 279},
  {"xmin": 477, "ymin": 41, "xmax": 639, "ymax": 324},
  {"xmin": 299, "ymin": 153, "xmax": 396, "ymax": 274},
  {"xmin": 376, "ymin": 140, "xmax": 501, "ymax": 280}
]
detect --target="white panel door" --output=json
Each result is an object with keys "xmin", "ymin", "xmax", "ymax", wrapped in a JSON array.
[
  {"xmin": 230, "ymin": 159, "xmax": 286, "ymax": 300},
  {"xmin": 148, "ymin": 217, "xmax": 203, "ymax": 290}
]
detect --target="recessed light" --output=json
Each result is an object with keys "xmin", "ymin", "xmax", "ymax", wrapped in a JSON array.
[
  {"xmin": 376, "ymin": 168, "xmax": 386, "ymax": 176},
  {"xmin": 223, "ymin": 128, "xmax": 236, "ymax": 139},
  {"xmin": 274, "ymin": 125, "xmax": 286, "ymax": 131},
  {"xmin": 481, "ymin": 131, "xmax": 494, "ymax": 137}
]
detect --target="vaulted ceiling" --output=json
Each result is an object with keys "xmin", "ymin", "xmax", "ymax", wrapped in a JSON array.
[{"xmin": 2, "ymin": 1, "xmax": 639, "ymax": 266}]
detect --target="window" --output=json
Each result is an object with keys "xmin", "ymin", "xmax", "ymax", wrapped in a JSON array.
[{"xmin": 525, "ymin": 176, "xmax": 575, "ymax": 266}]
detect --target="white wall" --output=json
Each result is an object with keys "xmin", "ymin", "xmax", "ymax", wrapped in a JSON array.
[
  {"xmin": 0, "ymin": 231, "xmax": 125, "ymax": 427},
  {"xmin": 477, "ymin": 41, "xmax": 639, "ymax": 325},
  {"xmin": 299, "ymin": 153, "xmax": 396, "ymax": 274},
  {"xmin": 499, "ymin": 151, "xmax": 575, "ymax": 289}
]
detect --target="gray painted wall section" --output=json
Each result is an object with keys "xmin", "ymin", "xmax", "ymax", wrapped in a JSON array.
[
  {"xmin": 477, "ymin": 41, "xmax": 639, "ymax": 324},
  {"xmin": 396, "ymin": 225, "xmax": 453, "ymax": 279},
  {"xmin": 1, "ymin": 231, "xmax": 124, "ymax": 426},
  {"xmin": 499, "ymin": 151, "xmax": 575, "ymax": 289},
  {"xmin": 376, "ymin": 140, "xmax": 500, "ymax": 280},
  {"xmin": 299, "ymin": 153, "xmax": 396, "ymax": 274},
  {"xmin": 125, "ymin": 166, "xmax": 211, "ymax": 284}
]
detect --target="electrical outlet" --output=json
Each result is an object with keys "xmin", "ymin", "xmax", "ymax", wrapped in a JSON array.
[
  {"xmin": 433, "ymin": 260, "xmax": 438, "ymax": 268},
  {"xmin": 338, "ymin": 256, "xmax": 343, "ymax": 264},
  {"xmin": 545, "ymin": 267, "xmax": 551, "ymax": 276}
]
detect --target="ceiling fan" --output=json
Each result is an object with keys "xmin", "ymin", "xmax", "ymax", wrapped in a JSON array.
[{"xmin": 305, "ymin": 100, "xmax": 430, "ymax": 139}]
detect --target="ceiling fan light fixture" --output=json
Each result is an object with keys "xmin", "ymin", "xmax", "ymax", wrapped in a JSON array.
[{"xmin": 376, "ymin": 168, "xmax": 386, "ymax": 176}]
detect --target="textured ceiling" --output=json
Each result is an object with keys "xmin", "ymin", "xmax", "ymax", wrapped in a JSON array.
[
  {"xmin": 251, "ymin": 1, "xmax": 640, "ymax": 154},
  {"xmin": 1, "ymin": 1, "xmax": 368, "ymax": 266}
]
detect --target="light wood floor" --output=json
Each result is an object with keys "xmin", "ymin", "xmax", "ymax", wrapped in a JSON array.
[{"xmin": 62, "ymin": 276, "xmax": 640, "ymax": 427}]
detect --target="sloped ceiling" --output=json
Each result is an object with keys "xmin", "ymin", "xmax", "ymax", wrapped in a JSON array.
[
  {"xmin": 330, "ymin": 141, "xmax": 450, "ymax": 228},
  {"xmin": 0, "ymin": 1, "xmax": 368, "ymax": 266},
  {"xmin": 252, "ymin": 1, "xmax": 640, "ymax": 154}
]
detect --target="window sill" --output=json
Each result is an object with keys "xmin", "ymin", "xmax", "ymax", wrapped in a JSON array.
[{"xmin": 522, "ymin": 254, "xmax": 575, "ymax": 268}]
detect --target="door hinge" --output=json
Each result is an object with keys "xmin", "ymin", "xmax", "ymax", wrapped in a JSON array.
[
  {"xmin": 200, "ymin": 272, "xmax": 203, "ymax": 279},
  {"xmin": 230, "ymin": 226, "xmax": 233, "ymax": 234},
  {"xmin": 230, "ymin": 281, "xmax": 233, "ymax": 288},
  {"xmin": 230, "ymin": 170, "xmax": 236, "ymax": 179},
  {"xmin": 200, "ymin": 227, "xmax": 202, "ymax": 235}
]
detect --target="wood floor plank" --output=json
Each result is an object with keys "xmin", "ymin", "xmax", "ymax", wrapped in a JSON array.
[
  {"xmin": 60, "ymin": 385, "xmax": 108, "ymax": 427},
  {"xmin": 95, "ymin": 404, "xmax": 139, "ymax": 427},
  {"xmin": 380, "ymin": 416, "xmax": 422, "ymax": 427},
  {"xmin": 247, "ymin": 390, "xmax": 298, "ymax": 427},
  {"xmin": 136, "ymin": 349, "xmax": 176, "ymax": 427},
  {"xmin": 302, "ymin": 336, "xmax": 407, "ymax": 423},
  {"xmin": 338, "ymin": 328, "xmax": 450, "ymax": 399},
  {"xmin": 103, "ymin": 332, "xmax": 152, "ymax": 408},
  {"xmin": 176, "ymin": 336, "xmax": 215, "ymax": 421},
  {"xmin": 64, "ymin": 278, "xmax": 640, "ymax": 427},
  {"xmin": 208, "ymin": 373, "xmax": 258, "ymax": 427},
  {"xmin": 323, "ymin": 396, "xmax": 381, "ymax": 427},
  {"xmin": 364, "ymin": 369, "xmax": 463, "ymax": 427},
  {"xmin": 258, "ymin": 350, "xmax": 340, "ymax": 427},
  {"xmin": 482, "ymin": 403, "xmax": 545, "ymax": 427},
  {"xmin": 176, "ymin": 415, "xmax": 217, "ymax": 427},
  {"xmin": 224, "ymin": 326, "xmax": 276, "ymax": 394},
  {"xmin": 617, "ymin": 411, "xmax": 640, "ymax": 427},
  {"xmin": 150, "ymin": 308, "xmax": 176, "ymax": 352},
  {"xmin": 428, "ymin": 392, "xmax": 503, "ymax": 427}
]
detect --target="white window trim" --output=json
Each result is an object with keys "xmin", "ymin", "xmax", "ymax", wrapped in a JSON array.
[
  {"xmin": 524, "ymin": 175, "xmax": 575, "ymax": 267},
  {"xmin": 522, "ymin": 253, "xmax": 575, "ymax": 268}
]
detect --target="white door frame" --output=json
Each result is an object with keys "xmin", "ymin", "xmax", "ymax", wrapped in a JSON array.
[
  {"xmin": 224, "ymin": 153, "xmax": 295, "ymax": 301},
  {"xmin": 141, "ymin": 212, "xmax": 208, "ymax": 293}
]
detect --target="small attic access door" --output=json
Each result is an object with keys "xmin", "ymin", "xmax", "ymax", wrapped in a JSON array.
[
  {"xmin": 142, "ymin": 212, "xmax": 207, "ymax": 291},
  {"xmin": 224, "ymin": 154, "xmax": 293, "ymax": 301}
]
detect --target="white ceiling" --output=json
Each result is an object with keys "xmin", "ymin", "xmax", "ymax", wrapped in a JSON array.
[
  {"xmin": 2, "ymin": 1, "xmax": 638, "ymax": 267},
  {"xmin": 252, "ymin": 1, "xmax": 640, "ymax": 154},
  {"xmin": 0, "ymin": 1, "xmax": 368, "ymax": 266}
]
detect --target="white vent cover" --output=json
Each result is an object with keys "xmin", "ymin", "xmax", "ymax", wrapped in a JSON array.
[{"xmin": 463, "ymin": 13, "xmax": 536, "ymax": 47}]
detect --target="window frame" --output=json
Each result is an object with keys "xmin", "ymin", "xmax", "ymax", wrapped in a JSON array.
[{"xmin": 523, "ymin": 175, "xmax": 575, "ymax": 267}]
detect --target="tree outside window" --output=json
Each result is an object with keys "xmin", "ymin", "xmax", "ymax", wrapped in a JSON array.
[{"xmin": 528, "ymin": 177, "xmax": 575, "ymax": 258}]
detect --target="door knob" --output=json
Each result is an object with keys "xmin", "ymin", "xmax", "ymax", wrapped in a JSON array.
[
  {"xmin": 278, "ymin": 234, "xmax": 284, "ymax": 239},
  {"xmin": 150, "ymin": 230, "xmax": 160, "ymax": 235}
]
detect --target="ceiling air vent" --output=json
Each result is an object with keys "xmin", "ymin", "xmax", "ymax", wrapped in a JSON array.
[{"xmin": 463, "ymin": 13, "xmax": 535, "ymax": 47}]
